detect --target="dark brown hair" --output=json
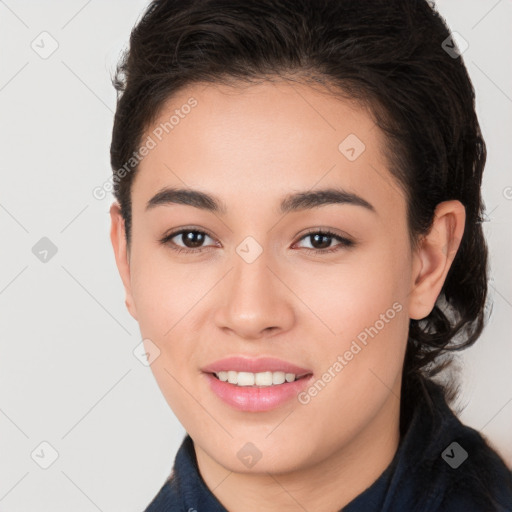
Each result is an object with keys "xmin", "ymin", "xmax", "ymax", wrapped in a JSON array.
[{"xmin": 110, "ymin": 0, "xmax": 489, "ymax": 416}]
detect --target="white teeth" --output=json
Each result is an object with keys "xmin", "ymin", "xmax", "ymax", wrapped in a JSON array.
[
  {"xmin": 237, "ymin": 372, "xmax": 254, "ymax": 386},
  {"xmin": 215, "ymin": 370, "xmax": 300, "ymax": 386},
  {"xmin": 273, "ymin": 372, "xmax": 286, "ymax": 385},
  {"xmin": 254, "ymin": 371, "xmax": 272, "ymax": 386}
]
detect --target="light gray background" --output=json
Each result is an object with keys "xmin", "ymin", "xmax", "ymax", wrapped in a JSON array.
[{"xmin": 0, "ymin": 1, "xmax": 511, "ymax": 510}]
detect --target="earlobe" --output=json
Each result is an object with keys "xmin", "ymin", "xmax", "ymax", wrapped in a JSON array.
[
  {"xmin": 408, "ymin": 200, "xmax": 465, "ymax": 320},
  {"xmin": 109, "ymin": 202, "xmax": 138, "ymax": 321}
]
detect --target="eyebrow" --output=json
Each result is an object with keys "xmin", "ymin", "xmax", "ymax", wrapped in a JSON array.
[{"xmin": 145, "ymin": 186, "xmax": 376, "ymax": 215}]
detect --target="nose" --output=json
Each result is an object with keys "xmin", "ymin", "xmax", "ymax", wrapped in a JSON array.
[{"xmin": 213, "ymin": 248, "xmax": 295, "ymax": 340}]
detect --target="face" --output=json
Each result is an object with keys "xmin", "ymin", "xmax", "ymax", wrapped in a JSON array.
[{"xmin": 110, "ymin": 80, "xmax": 456, "ymax": 476}]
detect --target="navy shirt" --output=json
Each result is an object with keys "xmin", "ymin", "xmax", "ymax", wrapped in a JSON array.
[{"xmin": 144, "ymin": 378, "xmax": 512, "ymax": 511}]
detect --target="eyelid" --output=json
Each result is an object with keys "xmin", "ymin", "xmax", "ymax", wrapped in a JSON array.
[{"xmin": 295, "ymin": 226, "xmax": 353, "ymax": 242}]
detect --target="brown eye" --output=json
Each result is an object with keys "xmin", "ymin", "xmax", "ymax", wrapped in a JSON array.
[
  {"xmin": 295, "ymin": 230, "xmax": 354, "ymax": 254},
  {"xmin": 177, "ymin": 230, "xmax": 208, "ymax": 248},
  {"xmin": 159, "ymin": 229, "xmax": 217, "ymax": 254}
]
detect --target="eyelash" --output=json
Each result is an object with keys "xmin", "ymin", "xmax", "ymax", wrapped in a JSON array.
[{"xmin": 158, "ymin": 228, "xmax": 355, "ymax": 255}]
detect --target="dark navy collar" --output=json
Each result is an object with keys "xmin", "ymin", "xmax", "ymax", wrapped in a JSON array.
[
  {"xmin": 144, "ymin": 378, "xmax": 512, "ymax": 512},
  {"xmin": 144, "ymin": 433, "xmax": 226, "ymax": 512}
]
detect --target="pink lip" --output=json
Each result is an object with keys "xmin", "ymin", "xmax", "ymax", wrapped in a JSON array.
[
  {"xmin": 201, "ymin": 356, "xmax": 314, "ymax": 412},
  {"xmin": 201, "ymin": 356, "xmax": 312, "ymax": 376},
  {"xmin": 203, "ymin": 373, "xmax": 314, "ymax": 412}
]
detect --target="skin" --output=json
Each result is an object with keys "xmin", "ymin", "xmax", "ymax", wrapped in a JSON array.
[{"xmin": 110, "ymin": 80, "xmax": 465, "ymax": 511}]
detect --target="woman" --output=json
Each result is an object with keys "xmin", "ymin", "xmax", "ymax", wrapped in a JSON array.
[{"xmin": 108, "ymin": 0, "xmax": 512, "ymax": 510}]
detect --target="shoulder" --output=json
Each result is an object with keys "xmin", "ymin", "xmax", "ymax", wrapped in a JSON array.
[
  {"xmin": 422, "ymin": 380, "xmax": 512, "ymax": 511},
  {"xmin": 438, "ymin": 426, "xmax": 512, "ymax": 511},
  {"xmin": 399, "ymin": 377, "xmax": 512, "ymax": 511}
]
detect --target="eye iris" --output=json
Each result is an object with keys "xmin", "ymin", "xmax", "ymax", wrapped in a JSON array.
[
  {"xmin": 311, "ymin": 233, "xmax": 331, "ymax": 249},
  {"xmin": 183, "ymin": 231, "xmax": 205, "ymax": 248}
]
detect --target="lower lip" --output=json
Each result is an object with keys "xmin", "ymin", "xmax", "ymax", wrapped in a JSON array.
[{"xmin": 203, "ymin": 372, "xmax": 313, "ymax": 412}]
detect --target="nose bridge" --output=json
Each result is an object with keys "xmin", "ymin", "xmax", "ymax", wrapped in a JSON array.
[
  {"xmin": 231, "ymin": 230, "xmax": 273, "ymax": 296},
  {"xmin": 214, "ymin": 238, "xmax": 294, "ymax": 338},
  {"xmin": 230, "ymin": 243, "xmax": 276, "ymax": 313}
]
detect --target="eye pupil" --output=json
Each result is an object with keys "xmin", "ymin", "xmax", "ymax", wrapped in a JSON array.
[
  {"xmin": 183, "ymin": 231, "xmax": 205, "ymax": 248},
  {"xmin": 311, "ymin": 233, "xmax": 331, "ymax": 249}
]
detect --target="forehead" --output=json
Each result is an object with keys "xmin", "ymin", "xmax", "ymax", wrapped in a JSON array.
[{"xmin": 133, "ymin": 80, "xmax": 404, "ymax": 218}]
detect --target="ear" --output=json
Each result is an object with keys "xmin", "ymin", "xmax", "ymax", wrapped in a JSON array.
[
  {"xmin": 408, "ymin": 200, "xmax": 466, "ymax": 320},
  {"xmin": 109, "ymin": 202, "xmax": 138, "ymax": 321}
]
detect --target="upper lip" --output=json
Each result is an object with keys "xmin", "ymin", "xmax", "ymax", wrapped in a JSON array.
[{"xmin": 201, "ymin": 356, "xmax": 313, "ymax": 377}]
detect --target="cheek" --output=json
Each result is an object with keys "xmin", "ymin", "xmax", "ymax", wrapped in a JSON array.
[
  {"xmin": 293, "ymin": 240, "xmax": 410, "ymax": 395},
  {"xmin": 292, "ymin": 241, "xmax": 408, "ymax": 338},
  {"xmin": 129, "ymin": 243, "xmax": 208, "ymax": 337},
  {"xmin": 293, "ymin": 285, "xmax": 407, "ymax": 439}
]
